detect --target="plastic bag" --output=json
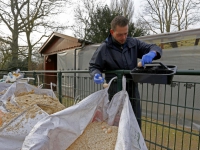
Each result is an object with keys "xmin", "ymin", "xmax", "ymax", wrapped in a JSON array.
[
  {"xmin": 0, "ymin": 69, "xmax": 24, "ymax": 83},
  {"xmin": 0, "ymin": 82, "xmax": 57, "ymax": 103},
  {"xmin": 0, "ymin": 83, "xmax": 12, "ymax": 99},
  {"xmin": 0, "ymin": 82, "xmax": 61, "ymax": 150},
  {"xmin": 22, "ymin": 76, "xmax": 147, "ymax": 150},
  {"xmin": 0, "ymin": 105, "xmax": 48, "ymax": 150}
]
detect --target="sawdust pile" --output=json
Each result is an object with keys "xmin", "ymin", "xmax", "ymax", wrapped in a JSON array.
[
  {"xmin": 0, "ymin": 91, "xmax": 65, "ymax": 128},
  {"xmin": 0, "ymin": 89, "xmax": 7, "ymax": 96},
  {"xmin": 0, "ymin": 110, "xmax": 3, "ymax": 127},
  {"xmin": 3, "ymin": 105, "xmax": 43, "ymax": 132},
  {"xmin": 67, "ymin": 121, "xmax": 118, "ymax": 150}
]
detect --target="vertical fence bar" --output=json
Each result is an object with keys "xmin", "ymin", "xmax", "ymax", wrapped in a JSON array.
[
  {"xmin": 174, "ymin": 82, "xmax": 180, "ymax": 150},
  {"xmin": 189, "ymin": 83, "xmax": 196, "ymax": 150},
  {"xmin": 150, "ymin": 84, "xmax": 154, "ymax": 149},
  {"xmin": 155, "ymin": 84, "xmax": 160, "ymax": 150},
  {"xmin": 74, "ymin": 74, "xmax": 76, "ymax": 99},
  {"xmin": 167, "ymin": 83, "xmax": 173, "ymax": 149},
  {"xmin": 33, "ymin": 71, "xmax": 36, "ymax": 86},
  {"xmin": 161, "ymin": 84, "xmax": 167, "ymax": 149},
  {"xmin": 58, "ymin": 71, "xmax": 62, "ymax": 103},
  {"xmin": 116, "ymin": 73, "xmax": 123, "ymax": 91},
  {"xmin": 181, "ymin": 83, "xmax": 188, "ymax": 150}
]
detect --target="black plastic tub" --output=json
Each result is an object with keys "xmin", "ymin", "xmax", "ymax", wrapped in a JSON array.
[{"xmin": 130, "ymin": 62, "xmax": 177, "ymax": 84}]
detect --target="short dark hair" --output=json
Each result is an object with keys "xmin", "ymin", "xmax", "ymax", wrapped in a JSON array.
[{"xmin": 111, "ymin": 16, "xmax": 129, "ymax": 30}]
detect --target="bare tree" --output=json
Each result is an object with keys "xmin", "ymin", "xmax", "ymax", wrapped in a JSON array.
[
  {"xmin": 173, "ymin": 0, "xmax": 199, "ymax": 30},
  {"xmin": 0, "ymin": 0, "xmax": 28, "ymax": 66},
  {"xmin": 134, "ymin": 18, "xmax": 150, "ymax": 35},
  {"xmin": 72, "ymin": 0, "xmax": 102, "ymax": 39},
  {"xmin": 140, "ymin": 0, "xmax": 200, "ymax": 34},
  {"xmin": 73, "ymin": 0, "xmax": 147, "ymax": 41},
  {"xmin": 110, "ymin": 0, "xmax": 120, "ymax": 12},
  {"xmin": 0, "ymin": 41, "xmax": 11, "ymax": 69},
  {"xmin": 0, "ymin": 0, "xmax": 70, "ymax": 70},
  {"xmin": 110, "ymin": 0, "xmax": 134, "ymax": 21},
  {"xmin": 19, "ymin": 0, "xmax": 70, "ymax": 70}
]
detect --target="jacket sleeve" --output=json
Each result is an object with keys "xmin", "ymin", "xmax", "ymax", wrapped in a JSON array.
[
  {"xmin": 89, "ymin": 43, "xmax": 105, "ymax": 78},
  {"xmin": 136, "ymin": 38, "xmax": 162, "ymax": 60}
]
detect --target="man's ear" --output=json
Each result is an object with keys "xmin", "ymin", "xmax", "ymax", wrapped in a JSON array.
[{"xmin": 110, "ymin": 29, "xmax": 114, "ymax": 35}]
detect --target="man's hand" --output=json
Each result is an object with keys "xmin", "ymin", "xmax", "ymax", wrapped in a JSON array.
[
  {"xmin": 141, "ymin": 51, "xmax": 156, "ymax": 67},
  {"xmin": 94, "ymin": 73, "xmax": 104, "ymax": 84}
]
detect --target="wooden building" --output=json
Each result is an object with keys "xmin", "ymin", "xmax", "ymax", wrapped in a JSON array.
[{"xmin": 38, "ymin": 32, "xmax": 89, "ymax": 89}]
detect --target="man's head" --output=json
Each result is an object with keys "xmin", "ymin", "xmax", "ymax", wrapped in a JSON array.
[{"xmin": 110, "ymin": 16, "xmax": 129, "ymax": 44}]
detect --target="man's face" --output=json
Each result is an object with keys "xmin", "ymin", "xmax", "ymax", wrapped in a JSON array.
[{"xmin": 110, "ymin": 25, "xmax": 128, "ymax": 44}]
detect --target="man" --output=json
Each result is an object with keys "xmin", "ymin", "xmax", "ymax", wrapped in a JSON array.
[{"xmin": 89, "ymin": 16, "xmax": 162, "ymax": 128}]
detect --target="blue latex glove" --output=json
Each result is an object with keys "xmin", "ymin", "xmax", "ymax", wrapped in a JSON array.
[
  {"xmin": 94, "ymin": 73, "xmax": 104, "ymax": 84},
  {"xmin": 141, "ymin": 51, "xmax": 156, "ymax": 67}
]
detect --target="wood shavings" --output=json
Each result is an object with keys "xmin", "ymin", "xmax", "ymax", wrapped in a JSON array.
[
  {"xmin": 0, "ymin": 110, "xmax": 4, "ymax": 126},
  {"xmin": 14, "ymin": 90, "xmax": 35, "ymax": 97},
  {"xmin": 0, "ymin": 93, "xmax": 65, "ymax": 129},
  {"xmin": 0, "ymin": 89, "xmax": 7, "ymax": 96},
  {"xmin": 67, "ymin": 121, "xmax": 118, "ymax": 150},
  {"xmin": 4, "ymin": 106, "xmax": 42, "ymax": 132}
]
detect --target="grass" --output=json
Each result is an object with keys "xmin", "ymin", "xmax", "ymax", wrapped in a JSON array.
[
  {"xmin": 142, "ymin": 117, "xmax": 200, "ymax": 150},
  {"xmin": 61, "ymin": 95, "xmax": 76, "ymax": 107},
  {"xmin": 155, "ymin": 38, "xmax": 199, "ymax": 49}
]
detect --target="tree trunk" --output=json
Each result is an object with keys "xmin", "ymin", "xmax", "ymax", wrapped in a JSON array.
[
  {"xmin": 27, "ymin": 33, "xmax": 33, "ymax": 70},
  {"xmin": 11, "ymin": 19, "xmax": 19, "ymax": 69}
]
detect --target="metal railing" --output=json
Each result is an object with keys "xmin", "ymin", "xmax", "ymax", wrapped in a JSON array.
[
  {"xmin": 0, "ymin": 70, "xmax": 9, "ymax": 79},
  {"xmin": 20, "ymin": 69, "xmax": 200, "ymax": 150}
]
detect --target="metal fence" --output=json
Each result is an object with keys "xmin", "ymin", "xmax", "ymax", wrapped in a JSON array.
[
  {"xmin": 0, "ymin": 70, "xmax": 9, "ymax": 79},
  {"xmin": 20, "ymin": 70, "xmax": 200, "ymax": 150}
]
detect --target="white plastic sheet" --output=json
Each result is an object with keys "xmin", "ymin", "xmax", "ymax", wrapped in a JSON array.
[
  {"xmin": 22, "ymin": 76, "xmax": 147, "ymax": 150},
  {"xmin": 0, "ymin": 106, "xmax": 48, "ymax": 150},
  {"xmin": 0, "ymin": 82, "xmax": 57, "ymax": 103},
  {"xmin": 0, "ymin": 82, "xmax": 59, "ymax": 150},
  {"xmin": 0, "ymin": 83, "xmax": 12, "ymax": 99}
]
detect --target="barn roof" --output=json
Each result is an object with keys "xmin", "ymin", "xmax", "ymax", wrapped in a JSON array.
[{"xmin": 38, "ymin": 32, "xmax": 92, "ymax": 55}]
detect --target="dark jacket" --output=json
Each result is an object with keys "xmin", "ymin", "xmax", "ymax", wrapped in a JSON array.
[
  {"xmin": 89, "ymin": 34, "xmax": 162, "ymax": 80},
  {"xmin": 89, "ymin": 34, "xmax": 162, "ymax": 127}
]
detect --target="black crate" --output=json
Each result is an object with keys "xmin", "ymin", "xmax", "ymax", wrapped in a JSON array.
[{"xmin": 130, "ymin": 62, "xmax": 177, "ymax": 84}]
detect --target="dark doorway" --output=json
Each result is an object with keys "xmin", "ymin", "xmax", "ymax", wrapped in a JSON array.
[{"xmin": 44, "ymin": 54, "xmax": 57, "ymax": 90}]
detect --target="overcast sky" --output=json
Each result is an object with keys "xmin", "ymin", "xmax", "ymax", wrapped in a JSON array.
[
  {"xmin": 0, "ymin": 0, "xmax": 142, "ymax": 45},
  {"xmin": 60, "ymin": 0, "xmax": 141, "ymax": 37}
]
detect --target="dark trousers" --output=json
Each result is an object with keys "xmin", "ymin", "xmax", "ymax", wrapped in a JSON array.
[{"xmin": 107, "ymin": 79, "xmax": 141, "ymax": 128}]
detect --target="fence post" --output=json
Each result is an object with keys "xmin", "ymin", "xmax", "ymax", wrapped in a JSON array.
[
  {"xmin": 58, "ymin": 71, "xmax": 62, "ymax": 103},
  {"xmin": 33, "ymin": 71, "xmax": 36, "ymax": 86},
  {"xmin": 116, "ymin": 72, "xmax": 123, "ymax": 92}
]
